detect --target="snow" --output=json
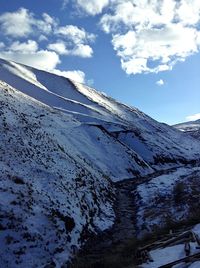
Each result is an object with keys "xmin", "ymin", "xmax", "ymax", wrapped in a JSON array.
[
  {"xmin": 0, "ymin": 81, "xmax": 117, "ymax": 267},
  {"xmin": 174, "ymin": 120, "xmax": 200, "ymax": 140},
  {"xmin": 192, "ymin": 224, "xmax": 200, "ymax": 237},
  {"xmin": 189, "ymin": 261, "xmax": 200, "ymax": 268},
  {"xmin": 141, "ymin": 243, "xmax": 195, "ymax": 267},
  {"xmin": 141, "ymin": 223, "xmax": 200, "ymax": 267},
  {"xmin": 136, "ymin": 167, "xmax": 200, "ymax": 233},
  {"xmin": 0, "ymin": 76, "xmax": 153, "ymax": 267},
  {"xmin": 0, "ymin": 58, "xmax": 118, "ymax": 123},
  {"xmin": 115, "ymin": 131, "xmax": 154, "ymax": 162},
  {"xmin": 174, "ymin": 120, "xmax": 200, "ymax": 132},
  {"xmin": 1, "ymin": 57, "xmax": 199, "ymax": 172},
  {"xmin": 2, "ymin": 61, "xmax": 48, "ymax": 91},
  {"xmin": 141, "ymin": 242, "xmax": 200, "ymax": 268},
  {"xmin": 0, "ymin": 57, "xmax": 200, "ymax": 267},
  {"xmin": 137, "ymin": 168, "xmax": 194, "ymax": 204}
]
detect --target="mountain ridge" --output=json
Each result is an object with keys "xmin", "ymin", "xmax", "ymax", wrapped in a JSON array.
[
  {"xmin": 1, "ymin": 57, "xmax": 199, "ymax": 168},
  {"xmin": 174, "ymin": 119, "xmax": 200, "ymax": 140}
]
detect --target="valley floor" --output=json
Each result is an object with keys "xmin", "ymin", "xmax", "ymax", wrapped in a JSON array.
[{"xmin": 71, "ymin": 164, "xmax": 200, "ymax": 268}]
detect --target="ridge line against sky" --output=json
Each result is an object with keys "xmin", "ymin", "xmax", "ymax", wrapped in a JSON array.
[{"xmin": 0, "ymin": 0, "xmax": 200, "ymax": 125}]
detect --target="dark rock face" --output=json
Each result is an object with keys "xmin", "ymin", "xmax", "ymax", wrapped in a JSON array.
[{"xmin": 51, "ymin": 210, "xmax": 75, "ymax": 232}]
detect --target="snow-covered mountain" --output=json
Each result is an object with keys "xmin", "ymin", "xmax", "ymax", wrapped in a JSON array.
[
  {"xmin": 0, "ymin": 58, "xmax": 199, "ymax": 169},
  {"xmin": 0, "ymin": 58, "xmax": 200, "ymax": 267},
  {"xmin": 174, "ymin": 119, "xmax": 200, "ymax": 140}
]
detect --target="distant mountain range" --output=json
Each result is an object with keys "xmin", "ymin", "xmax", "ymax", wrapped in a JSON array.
[
  {"xmin": 174, "ymin": 119, "xmax": 200, "ymax": 140},
  {"xmin": 0, "ymin": 58, "xmax": 200, "ymax": 267}
]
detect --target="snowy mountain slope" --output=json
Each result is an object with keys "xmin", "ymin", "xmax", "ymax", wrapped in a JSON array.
[
  {"xmin": 174, "ymin": 119, "xmax": 200, "ymax": 140},
  {"xmin": 111, "ymin": 124, "xmax": 200, "ymax": 168},
  {"xmin": 0, "ymin": 59, "xmax": 122, "ymax": 124},
  {"xmin": 1, "ymin": 58, "xmax": 200, "ymax": 267},
  {"xmin": 0, "ymin": 79, "xmax": 155, "ymax": 267},
  {"xmin": 0, "ymin": 58, "xmax": 200, "ymax": 170}
]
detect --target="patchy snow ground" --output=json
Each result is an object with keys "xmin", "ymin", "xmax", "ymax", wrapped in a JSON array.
[
  {"xmin": 136, "ymin": 167, "xmax": 200, "ymax": 235},
  {"xmin": 140, "ymin": 242, "xmax": 200, "ymax": 268},
  {"xmin": 141, "ymin": 243, "xmax": 198, "ymax": 268},
  {"xmin": 140, "ymin": 224, "xmax": 200, "ymax": 268}
]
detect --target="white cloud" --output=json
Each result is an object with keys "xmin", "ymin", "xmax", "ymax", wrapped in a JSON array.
[
  {"xmin": 0, "ymin": 42, "xmax": 5, "ymax": 49},
  {"xmin": 0, "ymin": 48, "xmax": 87, "ymax": 83},
  {"xmin": 9, "ymin": 40, "xmax": 38, "ymax": 53},
  {"xmin": 34, "ymin": 14, "xmax": 55, "ymax": 35},
  {"xmin": 100, "ymin": 0, "xmax": 177, "ymax": 33},
  {"xmin": 156, "ymin": 79, "xmax": 164, "ymax": 86},
  {"xmin": 0, "ymin": 8, "xmax": 32, "ymax": 37},
  {"xmin": 70, "ymin": 44, "xmax": 93, "ymax": 57},
  {"xmin": 52, "ymin": 69, "xmax": 85, "ymax": 83},
  {"xmin": 56, "ymin": 25, "xmax": 95, "ymax": 44},
  {"xmin": 0, "ymin": 8, "xmax": 95, "ymax": 61},
  {"xmin": 99, "ymin": 0, "xmax": 200, "ymax": 74},
  {"xmin": 73, "ymin": 0, "xmax": 110, "ymax": 15},
  {"xmin": 48, "ymin": 42, "xmax": 93, "ymax": 57},
  {"xmin": 0, "ymin": 8, "xmax": 96, "ymax": 83},
  {"xmin": 0, "ymin": 40, "xmax": 87, "ymax": 83},
  {"xmin": 0, "ymin": 50, "xmax": 60, "ymax": 71},
  {"xmin": 0, "ymin": 8, "xmax": 56, "ymax": 38},
  {"xmin": 55, "ymin": 25, "xmax": 95, "ymax": 57},
  {"xmin": 186, "ymin": 113, "xmax": 200, "ymax": 121},
  {"xmin": 87, "ymin": 79, "xmax": 94, "ymax": 86},
  {"xmin": 42, "ymin": 13, "xmax": 56, "ymax": 26},
  {"xmin": 48, "ymin": 42, "xmax": 67, "ymax": 55},
  {"xmin": 177, "ymin": 0, "xmax": 200, "ymax": 25},
  {"xmin": 0, "ymin": 8, "xmax": 95, "ymax": 84}
]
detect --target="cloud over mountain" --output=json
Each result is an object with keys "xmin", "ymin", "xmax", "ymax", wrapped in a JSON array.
[
  {"xmin": 186, "ymin": 113, "xmax": 200, "ymax": 121},
  {"xmin": 2, "ymin": 1, "xmax": 200, "ymax": 78},
  {"xmin": 0, "ymin": 8, "xmax": 96, "ymax": 82}
]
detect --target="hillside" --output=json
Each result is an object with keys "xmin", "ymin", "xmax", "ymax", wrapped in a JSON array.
[
  {"xmin": 0, "ymin": 58, "xmax": 200, "ymax": 267},
  {"xmin": 174, "ymin": 119, "xmax": 200, "ymax": 140},
  {"xmin": 0, "ymin": 78, "xmax": 155, "ymax": 267},
  {"xmin": 0, "ymin": 58, "xmax": 200, "ymax": 169}
]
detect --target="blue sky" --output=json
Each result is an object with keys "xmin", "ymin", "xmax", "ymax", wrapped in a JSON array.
[{"xmin": 0, "ymin": 0, "xmax": 200, "ymax": 125}]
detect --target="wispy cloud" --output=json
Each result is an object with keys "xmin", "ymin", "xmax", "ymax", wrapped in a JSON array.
[
  {"xmin": 156, "ymin": 79, "xmax": 164, "ymax": 86},
  {"xmin": 186, "ymin": 113, "xmax": 200, "ymax": 121}
]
